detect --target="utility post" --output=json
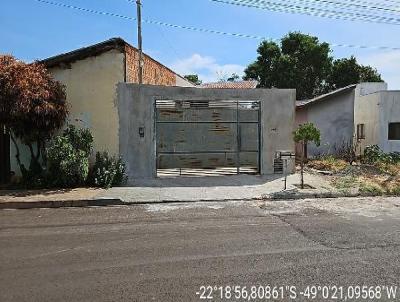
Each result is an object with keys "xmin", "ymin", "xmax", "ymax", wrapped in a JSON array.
[{"xmin": 136, "ymin": 0, "xmax": 143, "ymax": 84}]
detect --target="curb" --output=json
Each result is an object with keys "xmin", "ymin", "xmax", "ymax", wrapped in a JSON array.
[
  {"xmin": 0, "ymin": 197, "xmax": 263, "ymax": 209},
  {"xmin": 0, "ymin": 198, "xmax": 124, "ymax": 210},
  {"xmin": 1, "ymin": 192, "xmax": 394, "ymax": 209},
  {"xmin": 266, "ymin": 192, "xmax": 360, "ymax": 200}
]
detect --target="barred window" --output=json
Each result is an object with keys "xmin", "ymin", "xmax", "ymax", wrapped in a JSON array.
[{"xmin": 388, "ymin": 123, "xmax": 400, "ymax": 140}]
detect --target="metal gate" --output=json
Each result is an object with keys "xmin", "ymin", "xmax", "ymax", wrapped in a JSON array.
[{"xmin": 155, "ymin": 99, "xmax": 260, "ymax": 176}]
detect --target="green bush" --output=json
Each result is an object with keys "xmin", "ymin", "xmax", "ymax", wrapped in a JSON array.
[
  {"xmin": 388, "ymin": 152, "xmax": 400, "ymax": 163},
  {"xmin": 364, "ymin": 145, "xmax": 400, "ymax": 164},
  {"xmin": 89, "ymin": 152, "xmax": 127, "ymax": 188},
  {"xmin": 47, "ymin": 125, "xmax": 93, "ymax": 188}
]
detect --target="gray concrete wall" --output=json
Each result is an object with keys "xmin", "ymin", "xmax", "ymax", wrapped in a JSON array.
[
  {"xmin": 353, "ymin": 83, "xmax": 399, "ymax": 154},
  {"xmin": 354, "ymin": 92, "xmax": 381, "ymax": 154},
  {"xmin": 379, "ymin": 91, "xmax": 400, "ymax": 153},
  {"xmin": 305, "ymin": 89, "xmax": 355, "ymax": 156},
  {"xmin": 117, "ymin": 84, "xmax": 296, "ymax": 180}
]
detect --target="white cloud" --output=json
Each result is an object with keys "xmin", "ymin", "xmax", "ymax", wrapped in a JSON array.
[
  {"xmin": 170, "ymin": 54, "xmax": 245, "ymax": 83},
  {"xmin": 358, "ymin": 51, "xmax": 400, "ymax": 90}
]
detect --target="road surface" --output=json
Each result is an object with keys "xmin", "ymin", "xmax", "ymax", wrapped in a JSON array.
[{"xmin": 1, "ymin": 197, "xmax": 400, "ymax": 301}]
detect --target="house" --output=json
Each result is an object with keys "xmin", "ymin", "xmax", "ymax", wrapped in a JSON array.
[
  {"xmin": 8, "ymin": 37, "xmax": 194, "ymax": 179},
  {"xmin": 354, "ymin": 85, "xmax": 400, "ymax": 154},
  {"xmin": 295, "ymin": 82, "xmax": 397, "ymax": 157},
  {"xmin": 199, "ymin": 80, "xmax": 258, "ymax": 89}
]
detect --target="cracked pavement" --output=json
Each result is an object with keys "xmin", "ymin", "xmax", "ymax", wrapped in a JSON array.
[{"xmin": 1, "ymin": 197, "xmax": 400, "ymax": 301}]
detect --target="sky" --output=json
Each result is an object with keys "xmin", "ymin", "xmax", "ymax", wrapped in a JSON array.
[{"xmin": 1, "ymin": 0, "xmax": 400, "ymax": 89}]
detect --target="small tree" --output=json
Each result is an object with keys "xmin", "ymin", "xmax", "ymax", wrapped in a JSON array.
[
  {"xmin": 0, "ymin": 55, "xmax": 68, "ymax": 180},
  {"xmin": 184, "ymin": 74, "xmax": 202, "ymax": 85},
  {"xmin": 293, "ymin": 123, "xmax": 321, "ymax": 189}
]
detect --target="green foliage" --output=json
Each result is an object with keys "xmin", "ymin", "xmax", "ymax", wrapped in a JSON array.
[
  {"xmin": 184, "ymin": 74, "xmax": 202, "ymax": 85},
  {"xmin": 293, "ymin": 122, "xmax": 321, "ymax": 146},
  {"xmin": 47, "ymin": 125, "xmax": 93, "ymax": 188},
  {"xmin": 362, "ymin": 145, "xmax": 400, "ymax": 164},
  {"xmin": 89, "ymin": 152, "xmax": 127, "ymax": 188},
  {"xmin": 244, "ymin": 32, "xmax": 332, "ymax": 99},
  {"xmin": 1, "ymin": 55, "xmax": 68, "ymax": 182},
  {"xmin": 363, "ymin": 145, "xmax": 383, "ymax": 164},
  {"xmin": 359, "ymin": 65, "xmax": 383, "ymax": 83},
  {"xmin": 244, "ymin": 32, "xmax": 383, "ymax": 99},
  {"xmin": 227, "ymin": 73, "xmax": 240, "ymax": 82},
  {"xmin": 328, "ymin": 56, "xmax": 383, "ymax": 90}
]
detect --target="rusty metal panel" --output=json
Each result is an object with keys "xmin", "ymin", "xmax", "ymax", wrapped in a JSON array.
[
  {"xmin": 157, "ymin": 152, "xmax": 258, "ymax": 169},
  {"xmin": 157, "ymin": 108, "xmax": 238, "ymax": 122},
  {"xmin": 156, "ymin": 100, "xmax": 260, "ymax": 174},
  {"xmin": 157, "ymin": 122, "xmax": 236, "ymax": 153}
]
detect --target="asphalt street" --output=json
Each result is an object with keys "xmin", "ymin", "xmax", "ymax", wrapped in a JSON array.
[{"xmin": 1, "ymin": 197, "xmax": 400, "ymax": 302}]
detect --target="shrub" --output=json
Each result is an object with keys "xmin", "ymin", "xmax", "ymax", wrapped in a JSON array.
[
  {"xmin": 363, "ymin": 145, "xmax": 400, "ymax": 164},
  {"xmin": 47, "ymin": 125, "xmax": 93, "ymax": 188},
  {"xmin": 89, "ymin": 152, "xmax": 127, "ymax": 188},
  {"xmin": 363, "ymin": 145, "xmax": 382, "ymax": 164},
  {"xmin": 333, "ymin": 139, "xmax": 359, "ymax": 164},
  {"xmin": 388, "ymin": 152, "xmax": 400, "ymax": 163}
]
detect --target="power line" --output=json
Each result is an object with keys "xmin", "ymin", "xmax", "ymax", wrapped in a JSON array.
[
  {"xmin": 212, "ymin": 0, "xmax": 400, "ymax": 25},
  {"xmin": 231, "ymin": 0, "xmax": 400, "ymax": 12},
  {"xmin": 263, "ymin": 0, "xmax": 400, "ymax": 15},
  {"xmin": 33, "ymin": 0, "xmax": 400, "ymax": 51}
]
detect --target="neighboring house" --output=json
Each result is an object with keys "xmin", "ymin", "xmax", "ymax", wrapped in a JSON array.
[
  {"xmin": 354, "ymin": 85, "xmax": 400, "ymax": 154},
  {"xmin": 199, "ymin": 80, "xmax": 258, "ymax": 89},
  {"xmin": 295, "ymin": 82, "xmax": 393, "ymax": 157},
  {"xmin": 9, "ymin": 37, "xmax": 194, "ymax": 178}
]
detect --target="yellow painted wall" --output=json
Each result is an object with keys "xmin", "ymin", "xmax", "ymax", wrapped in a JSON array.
[
  {"xmin": 49, "ymin": 49, "xmax": 125, "ymax": 157},
  {"xmin": 10, "ymin": 49, "xmax": 125, "ymax": 177}
]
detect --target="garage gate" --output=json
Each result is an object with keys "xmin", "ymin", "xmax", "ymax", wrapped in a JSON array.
[{"xmin": 155, "ymin": 99, "xmax": 260, "ymax": 176}]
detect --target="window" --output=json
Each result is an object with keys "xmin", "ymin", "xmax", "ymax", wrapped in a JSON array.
[
  {"xmin": 357, "ymin": 124, "xmax": 365, "ymax": 140},
  {"xmin": 388, "ymin": 123, "xmax": 400, "ymax": 140}
]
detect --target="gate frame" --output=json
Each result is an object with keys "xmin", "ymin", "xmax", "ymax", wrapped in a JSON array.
[
  {"xmin": 117, "ymin": 84, "xmax": 296, "ymax": 181},
  {"xmin": 154, "ymin": 99, "xmax": 262, "ymax": 176}
]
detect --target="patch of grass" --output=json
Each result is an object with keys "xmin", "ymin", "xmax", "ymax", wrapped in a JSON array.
[
  {"xmin": 375, "ymin": 162, "xmax": 400, "ymax": 176},
  {"xmin": 308, "ymin": 156, "xmax": 349, "ymax": 173},
  {"xmin": 332, "ymin": 176, "xmax": 358, "ymax": 193},
  {"xmin": 389, "ymin": 186, "xmax": 400, "ymax": 196},
  {"xmin": 359, "ymin": 182, "xmax": 385, "ymax": 196}
]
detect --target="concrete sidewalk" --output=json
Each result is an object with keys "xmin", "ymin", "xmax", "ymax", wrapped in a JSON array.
[
  {"xmin": 0, "ymin": 173, "xmax": 339, "ymax": 209},
  {"xmin": 97, "ymin": 173, "xmax": 336, "ymax": 203}
]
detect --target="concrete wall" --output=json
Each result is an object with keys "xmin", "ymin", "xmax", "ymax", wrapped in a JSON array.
[
  {"xmin": 353, "ymin": 83, "xmax": 399, "ymax": 154},
  {"xmin": 303, "ymin": 89, "xmax": 355, "ymax": 156},
  {"xmin": 379, "ymin": 92, "xmax": 400, "ymax": 152},
  {"xmin": 354, "ymin": 92, "xmax": 381, "ymax": 154},
  {"xmin": 117, "ymin": 84, "xmax": 296, "ymax": 180}
]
